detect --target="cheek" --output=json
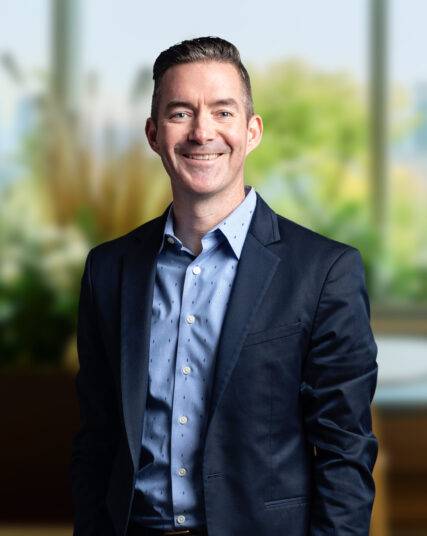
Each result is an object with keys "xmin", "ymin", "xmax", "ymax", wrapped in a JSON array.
[
  {"xmin": 160, "ymin": 126, "xmax": 184, "ymax": 151},
  {"xmin": 226, "ymin": 127, "xmax": 248, "ymax": 154}
]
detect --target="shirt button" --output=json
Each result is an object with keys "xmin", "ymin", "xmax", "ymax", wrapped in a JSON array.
[
  {"xmin": 192, "ymin": 266, "xmax": 201, "ymax": 275},
  {"xmin": 186, "ymin": 314, "xmax": 195, "ymax": 324},
  {"xmin": 182, "ymin": 366, "xmax": 191, "ymax": 375},
  {"xmin": 178, "ymin": 467, "xmax": 187, "ymax": 476},
  {"xmin": 179, "ymin": 415, "xmax": 188, "ymax": 424},
  {"xmin": 167, "ymin": 236, "xmax": 174, "ymax": 244},
  {"xmin": 177, "ymin": 515, "xmax": 186, "ymax": 524}
]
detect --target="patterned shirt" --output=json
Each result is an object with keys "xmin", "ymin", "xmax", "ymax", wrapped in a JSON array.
[{"xmin": 130, "ymin": 186, "xmax": 257, "ymax": 530}]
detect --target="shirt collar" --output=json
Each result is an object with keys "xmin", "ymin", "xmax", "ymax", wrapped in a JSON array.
[
  {"xmin": 210, "ymin": 185, "xmax": 256, "ymax": 258},
  {"xmin": 160, "ymin": 185, "xmax": 257, "ymax": 259}
]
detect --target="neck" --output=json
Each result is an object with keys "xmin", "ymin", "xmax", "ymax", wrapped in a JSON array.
[{"xmin": 171, "ymin": 183, "xmax": 246, "ymax": 256}]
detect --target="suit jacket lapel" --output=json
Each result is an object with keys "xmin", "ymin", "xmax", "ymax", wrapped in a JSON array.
[
  {"xmin": 208, "ymin": 195, "xmax": 281, "ymax": 423},
  {"xmin": 120, "ymin": 211, "xmax": 168, "ymax": 468},
  {"xmin": 119, "ymin": 196, "xmax": 281, "ymax": 465}
]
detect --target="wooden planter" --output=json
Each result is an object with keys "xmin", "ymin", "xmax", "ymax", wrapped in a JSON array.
[{"xmin": 0, "ymin": 370, "xmax": 80, "ymax": 522}]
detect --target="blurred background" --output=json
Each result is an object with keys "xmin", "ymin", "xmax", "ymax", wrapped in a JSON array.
[{"xmin": 0, "ymin": 0, "xmax": 426, "ymax": 535}]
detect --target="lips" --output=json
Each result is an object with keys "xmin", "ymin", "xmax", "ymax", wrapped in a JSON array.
[{"xmin": 183, "ymin": 153, "xmax": 222, "ymax": 160}]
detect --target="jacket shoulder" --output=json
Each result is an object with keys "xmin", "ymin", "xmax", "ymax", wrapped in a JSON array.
[
  {"xmin": 274, "ymin": 212, "xmax": 361, "ymax": 270},
  {"xmin": 254, "ymin": 192, "xmax": 355, "ymax": 261},
  {"xmin": 278, "ymin": 213, "xmax": 351, "ymax": 248},
  {"xmin": 89, "ymin": 212, "xmax": 167, "ymax": 262}
]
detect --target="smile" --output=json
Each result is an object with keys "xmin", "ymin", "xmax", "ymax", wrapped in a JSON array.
[{"xmin": 183, "ymin": 153, "xmax": 222, "ymax": 160}]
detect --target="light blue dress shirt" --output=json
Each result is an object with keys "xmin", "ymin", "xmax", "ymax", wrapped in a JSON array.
[{"xmin": 131, "ymin": 186, "xmax": 257, "ymax": 530}]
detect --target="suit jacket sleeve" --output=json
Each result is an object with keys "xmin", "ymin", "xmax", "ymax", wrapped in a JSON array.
[
  {"xmin": 300, "ymin": 247, "xmax": 378, "ymax": 535},
  {"xmin": 70, "ymin": 249, "xmax": 119, "ymax": 535}
]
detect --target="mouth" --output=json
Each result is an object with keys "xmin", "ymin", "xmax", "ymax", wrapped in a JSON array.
[{"xmin": 183, "ymin": 153, "xmax": 222, "ymax": 161}]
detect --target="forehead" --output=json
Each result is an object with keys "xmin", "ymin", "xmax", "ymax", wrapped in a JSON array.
[{"xmin": 158, "ymin": 61, "xmax": 246, "ymax": 106}]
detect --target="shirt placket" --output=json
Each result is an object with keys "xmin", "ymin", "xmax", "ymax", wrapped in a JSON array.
[{"xmin": 170, "ymin": 252, "xmax": 207, "ymax": 527}]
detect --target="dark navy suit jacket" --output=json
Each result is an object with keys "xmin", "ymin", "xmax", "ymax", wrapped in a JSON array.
[{"xmin": 70, "ymin": 194, "xmax": 378, "ymax": 535}]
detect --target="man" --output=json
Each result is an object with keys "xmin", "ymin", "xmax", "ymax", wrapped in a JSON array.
[{"xmin": 71, "ymin": 37, "xmax": 378, "ymax": 536}]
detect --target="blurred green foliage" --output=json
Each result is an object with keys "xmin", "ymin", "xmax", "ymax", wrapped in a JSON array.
[
  {"xmin": 1, "ymin": 60, "xmax": 426, "ymax": 369},
  {"xmin": 246, "ymin": 61, "xmax": 380, "ymax": 289},
  {"xmin": 0, "ymin": 169, "xmax": 88, "ymax": 368},
  {"xmin": 246, "ymin": 60, "xmax": 426, "ymax": 302}
]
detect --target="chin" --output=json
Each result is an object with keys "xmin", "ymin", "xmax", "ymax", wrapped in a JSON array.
[
  {"xmin": 186, "ymin": 185, "xmax": 222, "ymax": 197},
  {"xmin": 180, "ymin": 176, "xmax": 225, "ymax": 195}
]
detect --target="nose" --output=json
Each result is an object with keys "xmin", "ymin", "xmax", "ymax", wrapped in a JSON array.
[{"xmin": 188, "ymin": 112, "xmax": 215, "ymax": 145}]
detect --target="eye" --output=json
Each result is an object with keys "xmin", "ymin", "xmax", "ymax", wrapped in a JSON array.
[
  {"xmin": 219, "ymin": 111, "xmax": 232, "ymax": 118},
  {"xmin": 172, "ymin": 112, "xmax": 187, "ymax": 119}
]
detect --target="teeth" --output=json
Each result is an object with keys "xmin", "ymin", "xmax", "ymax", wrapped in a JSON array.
[{"xmin": 185, "ymin": 153, "xmax": 220, "ymax": 160}]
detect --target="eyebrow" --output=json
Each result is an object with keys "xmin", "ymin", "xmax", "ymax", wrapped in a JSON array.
[
  {"xmin": 164, "ymin": 100, "xmax": 193, "ymax": 113},
  {"xmin": 210, "ymin": 98, "xmax": 239, "ymax": 108},
  {"xmin": 164, "ymin": 98, "xmax": 240, "ymax": 113}
]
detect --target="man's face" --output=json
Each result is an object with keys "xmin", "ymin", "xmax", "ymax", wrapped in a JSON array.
[{"xmin": 145, "ymin": 61, "xmax": 262, "ymax": 201}]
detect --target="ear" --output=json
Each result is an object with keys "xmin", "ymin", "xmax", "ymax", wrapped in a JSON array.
[
  {"xmin": 246, "ymin": 114, "xmax": 263, "ymax": 156},
  {"xmin": 145, "ymin": 117, "xmax": 160, "ymax": 154}
]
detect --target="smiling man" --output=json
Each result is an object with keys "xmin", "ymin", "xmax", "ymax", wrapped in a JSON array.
[
  {"xmin": 145, "ymin": 58, "xmax": 262, "ymax": 256},
  {"xmin": 71, "ymin": 37, "xmax": 378, "ymax": 536}
]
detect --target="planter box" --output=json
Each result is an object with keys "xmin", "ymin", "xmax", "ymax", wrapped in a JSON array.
[{"xmin": 0, "ymin": 370, "xmax": 80, "ymax": 522}]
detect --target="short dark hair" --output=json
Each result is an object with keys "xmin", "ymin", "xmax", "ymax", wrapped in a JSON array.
[{"xmin": 151, "ymin": 36, "xmax": 254, "ymax": 124}]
